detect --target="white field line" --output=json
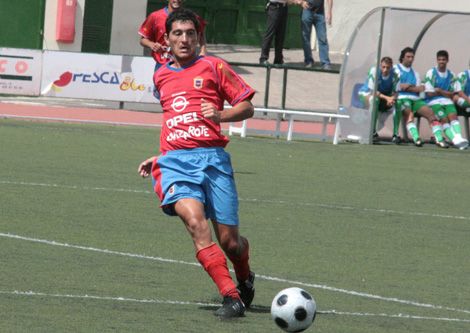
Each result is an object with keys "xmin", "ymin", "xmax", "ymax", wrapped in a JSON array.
[
  {"xmin": 1, "ymin": 290, "xmax": 470, "ymax": 324},
  {"xmin": 0, "ymin": 114, "xmax": 162, "ymax": 128},
  {"xmin": 1, "ymin": 180, "xmax": 470, "ymax": 222},
  {"xmin": 1, "ymin": 232, "xmax": 470, "ymax": 317}
]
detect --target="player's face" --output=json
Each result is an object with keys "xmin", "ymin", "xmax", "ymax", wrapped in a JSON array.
[
  {"xmin": 402, "ymin": 52, "xmax": 414, "ymax": 67},
  {"xmin": 168, "ymin": 0, "xmax": 183, "ymax": 11},
  {"xmin": 166, "ymin": 20, "xmax": 198, "ymax": 66},
  {"xmin": 436, "ymin": 56, "xmax": 448, "ymax": 71},
  {"xmin": 380, "ymin": 62, "xmax": 392, "ymax": 76}
]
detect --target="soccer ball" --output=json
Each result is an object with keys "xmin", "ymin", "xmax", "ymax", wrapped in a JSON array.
[{"xmin": 271, "ymin": 287, "xmax": 316, "ymax": 332}]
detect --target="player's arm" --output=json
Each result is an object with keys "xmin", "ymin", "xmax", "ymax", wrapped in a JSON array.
[
  {"xmin": 138, "ymin": 156, "xmax": 157, "ymax": 178},
  {"xmin": 201, "ymin": 99, "xmax": 254, "ymax": 123},
  {"xmin": 140, "ymin": 37, "xmax": 165, "ymax": 53},
  {"xmin": 401, "ymin": 83, "xmax": 424, "ymax": 93}
]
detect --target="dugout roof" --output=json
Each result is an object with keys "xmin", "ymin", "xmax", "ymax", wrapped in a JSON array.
[{"xmin": 337, "ymin": 7, "xmax": 470, "ymax": 144}]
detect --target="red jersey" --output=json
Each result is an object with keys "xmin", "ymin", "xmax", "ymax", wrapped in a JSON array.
[
  {"xmin": 154, "ymin": 56, "xmax": 255, "ymax": 152},
  {"xmin": 138, "ymin": 7, "xmax": 207, "ymax": 65}
]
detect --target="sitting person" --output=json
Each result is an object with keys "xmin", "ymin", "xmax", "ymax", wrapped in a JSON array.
[
  {"xmin": 424, "ymin": 50, "xmax": 468, "ymax": 149},
  {"xmin": 394, "ymin": 47, "xmax": 447, "ymax": 148},
  {"xmin": 454, "ymin": 60, "xmax": 470, "ymax": 112},
  {"xmin": 358, "ymin": 56, "xmax": 401, "ymax": 142}
]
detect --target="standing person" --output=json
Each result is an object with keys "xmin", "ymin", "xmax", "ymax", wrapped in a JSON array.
[
  {"xmin": 358, "ymin": 56, "xmax": 401, "ymax": 142},
  {"xmin": 259, "ymin": 1, "xmax": 289, "ymax": 65},
  {"xmin": 394, "ymin": 47, "xmax": 447, "ymax": 148},
  {"xmin": 454, "ymin": 60, "xmax": 470, "ymax": 112},
  {"xmin": 138, "ymin": 0, "xmax": 207, "ymax": 71},
  {"xmin": 301, "ymin": 0, "xmax": 333, "ymax": 69},
  {"xmin": 424, "ymin": 50, "xmax": 468, "ymax": 149},
  {"xmin": 138, "ymin": 9, "xmax": 255, "ymax": 319}
]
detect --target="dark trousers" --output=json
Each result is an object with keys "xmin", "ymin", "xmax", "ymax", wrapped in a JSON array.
[{"xmin": 260, "ymin": 4, "xmax": 288, "ymax": 63}]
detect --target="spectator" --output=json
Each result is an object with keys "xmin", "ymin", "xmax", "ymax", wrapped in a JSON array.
[
  {"xmin": 394, "ymin": 47, "xmax": 447, "ymax": 148},
  {"xmin": 424, "ymin": 50, "xmax": 468, "ymax": 149},
  {"xmin": 454, "ymin": 59, "xmax": 470, "ymax": 113},
  {"xmin": 301, "ymin": 0, "xmax": 333, "ymax": 69},
  {"xmin": 259, "ymin": 0, "xmax": 304, "ymax": 65},
  {"xmin": 138, "ymin": 0, "xmax": 207, "ymax": 71},
  {"xmin": 138, "ymin": 9, "xmax": 255, "ymax": 319},
  {"xmin": 358, "ymin": 56, "xmax": 400, "ymax": 142}
]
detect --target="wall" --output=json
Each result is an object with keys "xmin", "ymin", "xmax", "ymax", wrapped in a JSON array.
[
  {"xmin": 40, "ymin": 0, "xmax": 470, "ymax": 55},
  {"xmin": 43, "ymin": 0, "xmax": 86, "ymax": 51},
  {"xmin": 110, "ymin": 0, "xmax": 147, "ymax": 55}
]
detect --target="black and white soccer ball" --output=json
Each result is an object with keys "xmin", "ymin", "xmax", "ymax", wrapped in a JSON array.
[{"xmin": 271, "ymin": 287, "xmax": 316, "ymax": 332}]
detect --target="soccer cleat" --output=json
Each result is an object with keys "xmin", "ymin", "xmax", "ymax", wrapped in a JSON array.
[
  {"xmin": 214, "ymin": 296, "xmax": 245, "ymax": 319},
  {"xmin": 436, "ymin": 140, "xmax": 449, "ymax": 148},
  {"xmin": 391, "ymin": 135, "xmax": 401, "ymax": 144},
  {"xmin": 414, "ymin": 138, "xmax": 423, "ymax": 147},
  {"xmin": 237, "ymin": 271, "xmax": 255, "ymax": 308}
]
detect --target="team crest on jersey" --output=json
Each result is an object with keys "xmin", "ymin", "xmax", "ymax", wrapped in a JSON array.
[
  {"xmin": 193, "ymin": 77, "xmax": 204, "ymax": 89},
  {"xmin": 168, "ymin": 185, "xmax": 175, "ymax": 195}
]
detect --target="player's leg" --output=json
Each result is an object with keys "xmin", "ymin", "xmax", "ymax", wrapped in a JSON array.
[
  {"xmin": 400, "ymin": 100, "xmax": 421, "ymax": 146},
  {"xmin": 301, "ymin": 9, "xmax": 314, "ymax": 66},
  {"xmin": 416, "ymin": 102, "xmax": 447, "ymax": 148},
  {"xmin": 174, "ymin": 197, "xmax": 243, "ymax": 318},
  {"xmin": 273, "ymin": 5, "xmax": 288, "ymax": 64},
  {"xmin": 430, "ymin": 104, "xmax": 453, "ymax": 143},
  {"xmin": 392, "ymin": 105, "xmax": 402, "ymax": 140},
  {"xmin": 447, "ymin": 108, "xmax": 469, "ymax": 149},
  {"xmin": 260, "ymin": 5, "xmax": 278, "ymax": 63},
  {"xmin": 204, "ymin": 158, "xmax": 254, "ymax": 309}
]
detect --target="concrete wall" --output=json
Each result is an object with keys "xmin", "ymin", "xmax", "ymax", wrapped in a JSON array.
[
  {"xmin": 43, "ymin": 0, "xmax": 86, "ymax": 51},
  {"xmin": 42, "ymin": 0, "xmax": 470, "ymax": 54},
  {"xmin": 42, "ymin": 0, "xmax": 146, "ymax": 55},
  {"xmin": 110, "ymin": 0, "xmax": 147, "ymax": 55}
]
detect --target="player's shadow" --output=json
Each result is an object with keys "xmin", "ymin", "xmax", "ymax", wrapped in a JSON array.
[
  {"xmin": 247, "ymin": 304, "xmax": 271, "ymax": 313},
  {"xmin": 198, "ymin": 303, "xmax": 270, "ymax": 314}
]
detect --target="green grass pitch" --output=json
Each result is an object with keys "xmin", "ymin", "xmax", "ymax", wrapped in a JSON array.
[{"xmin": 1, "ymin": 119, "xmax": 469, "ymax": 332}]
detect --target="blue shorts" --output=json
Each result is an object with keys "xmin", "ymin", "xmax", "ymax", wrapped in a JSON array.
[{"xmin": 151, "ymin": 147, "xmax": 239, "ymax": 226}]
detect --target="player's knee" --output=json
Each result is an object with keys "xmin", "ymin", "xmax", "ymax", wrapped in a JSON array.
[{"xmin": 219, "ymin": 237, "xmax": 240, "ymax": 256}]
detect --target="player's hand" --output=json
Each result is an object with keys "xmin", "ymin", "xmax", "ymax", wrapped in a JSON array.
[
  {"xmin": 201, "ymin": 98, "xmax": 221, "ymax": 123},
  {"xmin": 138, "ymin": 157, "xmax": 155, "ymax": 178},
  {"xmin": 151, "ymin": 42, "xmax": 164, "ymax": 53}
]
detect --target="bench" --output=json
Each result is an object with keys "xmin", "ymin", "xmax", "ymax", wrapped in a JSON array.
[{"xmin": 228, "ymin": 107, "xmax": 349, "ymax": 144}]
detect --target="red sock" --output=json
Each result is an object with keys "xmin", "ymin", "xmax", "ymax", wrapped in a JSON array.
[
  {"xmin": 226, "ymin": 237, "xmax": 250, "ymax": 282},
  {"xmin": 196, "ymin": 243, "xmax": 239, "ymax": 299}
]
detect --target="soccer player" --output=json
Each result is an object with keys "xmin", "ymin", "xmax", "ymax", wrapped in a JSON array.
[
  {"xmin": 138, "ymin": 0, "xmax": 207, "ymax": 70},
  {"xmin": 394, "ymin": 47, "xmax": 447, "ymax": 148},
  {"xmin": 358, "ymin": 56, "xmax": 401, "ymax": 142},
  {"xmin": 424, "ymin": 50, "xmax": 468, "ymax": 149},
  {"xmin": 138, "ymin": 9, "xmax": 255, "ymax": 319},
  {"xmin": 454, "ymin": 60, "xmax": 470, "ymax": 112}
]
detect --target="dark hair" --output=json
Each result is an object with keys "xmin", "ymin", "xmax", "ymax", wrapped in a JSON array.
[
  {"xmin": 380, "ymin": 56, "xmax": 393, "ymax": 65},
  {"xmin": 399, "ymin": 47, "xmax": 415, "ymax": 63},
  {"xmin": 436, "ymin": 50, "xmax": 449, "ymax": 60},
  {"xmin": 165, "ymin": 8, "xmax": 200, "ymax": 34}
]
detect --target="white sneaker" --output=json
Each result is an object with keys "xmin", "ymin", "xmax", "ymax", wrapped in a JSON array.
[{"xmin": 454, "ymin": 136, "xmax": 469, "ymax": 150}]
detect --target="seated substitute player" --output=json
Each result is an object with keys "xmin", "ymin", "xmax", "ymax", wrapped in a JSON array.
[
  {"xmin": 394, "ymin": 47, "xmax": 447, "ymax": 148},
  {"xmin": 424, "ymin": 50, "xmax": 468, "ymax": 149},
  {"xmin": 138, "ymin": 9, "xmax": 255, "ymax": 319},
  {"xmin": 138, "ymin": 0, "xmax": 207, "ymax": 71},
  {"xmin": 454, "ymin": 59, "xmax": 470, "ymax": 112},
  {"xmin": 358, "ymin": 56, "xmax": 401, "ymax": 143}
]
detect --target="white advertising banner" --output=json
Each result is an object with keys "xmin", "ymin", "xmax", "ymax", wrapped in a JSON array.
[
  {"xmin": 41, "ymin": 51, "xmax": 157, "ymax": 103},
  {"xmin": 0, "ymin": 48, "xmax": 42, "ymax": 96}
]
